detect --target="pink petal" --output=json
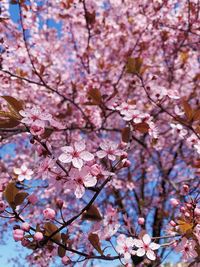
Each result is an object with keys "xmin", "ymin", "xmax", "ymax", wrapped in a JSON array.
[
  {"xmin": 124, "ymin": 252, "xmax": 131, "ymax": 261},
  {"xmin": 117, "ymin": 234, "xmax": 126, "ymax": 246},
  {"xmin": 74, "ymin": 141, "xmax": 85, "ymax": 152},
  {"xmin": 149, "ymin": 242, "xmax": 160, "ymax": 250},
  {"xmin": 108, "ymin": 154, "xmax": 116, "ymax": 161},
  {"xmin": 80, "ymin": 151, "xmax": 94, "ymax": 161},
  {"xmin": 58, "ymin": 153, "xmax": 72, "ymax": 163},
  {"xmin": 133, "ymin": 239, "xmax": 143, "ymax": 248},
  {"xmin": 18, "ymin": 175, "xmax": 25, "ymax": 182},
  {"xmin": 126, "ymin": 237, "xmax": 134, "ymax": 247},
  {"xmin": 116, "ymin": 245, "xmax": 124, "ymax": 254},
  {"xmin": 136, "ymin": 248, "xmax": 145, "ymax": 257},
  {"xmin": 96, "ymin": 150, "xmax": 107, "ymax": 159},
  {"xmin": 146, "ymin": 249, "xmax": 156, "ymax": 261},
  {"xmin": 72, "ymin": 158, "xmax": 83, "ymax": 169},
  {"xmin": 14, "ymin": 168, "xmax": 22, "ymax": 175},
  {"xmin": 142, "ymin": 234, "xmax": 151, "ymax": 245},
  {"xmin": 61, "ymin": 146, "xmax": 73, "ymax": 153},
  {"xmin": 84, "ymin": 175, "xmax": 97, "ymax": 187},
  {"xmin": 74, "ymin": 185, "xmax": 85, "ymax": 198}
]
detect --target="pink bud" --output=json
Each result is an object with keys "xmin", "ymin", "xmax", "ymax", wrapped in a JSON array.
[
  {"xmin": 180, "ymin": 206, "xmax": 186, "ymax": 212},
  {"xmin": 43, "ymin": 208, "xmax": 56, "ymax": 220},
  {"xmin": 56, "ymin": 199, "xmax": 64, "ymax": 209},
  {"xmin": 0, "ymin": 201, "xmax": 6, "ymax": 212},
  {"xmin": 170, "ymin": 198, "xmax": 179, "ymax": 207},
  {"xmin": 90, "ymin": 164, "xmax": 101, "ymax": 176},
  {"xmin": 170, "ymin": 220, "xmax": 176, "ymax": 227},
  {"xmin": 13, "ymin": 229, "xmax": 24, "ymax": 242},
  {"xmin": 62, "ymin": 256, "xmax": 69, "ymax": 265},
  {"xmin": 21, "ymin": 239, "xmax": 30, "ymax": 247},
  {"xmin": 28, "ymin": 194, "xmax": 38, "ymax": 205},
  {"xmin": 194, "ymin": 208, "xmax": 200, "ymax": 216},
  {"xmin": 184, "ymin": 212, "xmax": 190, "ymax": 218},
  {"xmin": 121, "ymin": 152, "xmax": 128, "ymax": 159},
  {"xmin": 122, "ymin": 159, "xmax": 131, "ymax": 168},
  {"xmin": 186, "ymin": 203, "xmax": 192, "ymax": 209},
  {"xmin": 21, "ymin": 222, "xmax": 30, "ymax": 232},
  {"xmin": 34, "ymin": 232, "xmax": 43, "ymax": 241},
  {"xmin": 181, "ymin": 184, "xmax": 189, "ymax": 195},
  {"xmin": 138, "ymin": 217, "xmax": 145, "ymax": 225}
]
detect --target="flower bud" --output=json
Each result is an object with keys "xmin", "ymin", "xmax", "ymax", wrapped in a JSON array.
[
  {"xmin": 194, "ymin": 208, "xmax": 200, "ymax": 216},
  {"xmin": 56, "ymin": 199, "xmax": 64, "ymax": 209},
  {"xmin": 62, "ymin": 256, "xmax": 69, "ymax": 265},
  {"xmin": 90, "ymin": 164, "xmax": 101, "ymax": 176},
  {"xmin": 13, "ymin": 229, "xmax": 24, "ymax": 242},
  {"xmin": 34, "ymin": 232, "xmax": 43, "ymax": 241},
  {"xmin": 170, "ymin": 220, "xmax": 176, "ymax": 227},
  {"xmin": 170, "ymin": 198, "xmax": 179, "ymax": 207},
  {"xmin": 180, "ymin": 206, "xmax": 186, "ymax": 212},
  {"xmin": 122, "ymin": 159, "xmax": 131, "ymax": 168},
  {"xmin": 21, "ymin": 222, "xmax": 30, "ymax": 232},
  {"xmin": 138, "ymin": 217, "xmax": 145, "ymax": 225},
  {"xmin": 0, "ymin": 201, "xmax": 6, "ymax": 212},
  {"xmin": 43, "ymin": 208, "xmax": 56, "ymax": 220},
  {"xmin": 184, "ymin": 212, "xmax": 190, "ymax": 218},
  {"xmin": 28, "ymin": 194, "xmax": 38, "ymax": 205}
]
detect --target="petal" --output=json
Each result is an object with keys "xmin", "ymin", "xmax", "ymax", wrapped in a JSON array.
[
  {"xmin": 84, "ymin": 175, "xmax": 97, "ymax": 187},
  {"xmin": 14, "ymin": 168, "xmax": 21, "ymax": 175},
  {"xmin": 133, "ymin": 239, "xmax": 143, "ymax": 248},
  {"xmin": 21, "ymin": 165, "xmax": 27, "ymax": 172},
  {"xmin": 117, "ymin": 234, "xmax": 126, "ymax": 246},
  {"xmin": 124, "ymin": 252, "xmax": 131, "ymax": 261},
  {"xmin": 74, "ymin": 141, "xmax": 85, "ymax": 152},
  {"xmin": 96, "ymin": 150, "xmax": 107, "ymax": 159},
  {"xmin": 58, "ymin": 153, "xmax": 72, "ymax": 163},
  {"xmin": 61, "ymin": 146, "xmax": 73, "ymax": 153},
  {"xmin": 100, "ymin": 142, "xmax": 109, "ymax": 150},
  {"xmin": 74, "ymin": 185, "xmax": 85, "ymax": 198},
  {"xmin": 18, "ymin": 175, "xmax": 25, "ymax": 182},
  {"xmin": 25, "ymin": 175, "xmax": 32, "ymax": 181},
  {"xmin": 146, "ymin": 249, "xmax": 156, "ymax": 261},
  {"xmin": 116, "ymin": 245, "xmax": 124, "ymax": 254},
  {"xmin": 72, "ymin": 158, "xmax": 83, "ymax": 169},
  {"xmin": 149, "ymin": 242, "xmax": 160, "ymax": 250},
  {"xmin": 136, "ymin": 248, "xmax": 145, "ymax": 257},
  {"xmin": 126, "ymin": 237, "xmax": 134, "ymax": 247},
  {"xmin": 142, "ymin": 234, "xmax": 151, "ymax": 245},
  {"xmin": 80, "ymin": 151, "xmax": 94, "ymax": 161},
  {"xmin": 108, "ymin": 154, "xmax": 116, "ymax": 161}
]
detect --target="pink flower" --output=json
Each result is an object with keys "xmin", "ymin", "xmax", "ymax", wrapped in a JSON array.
[
  {"xmin": 19, "ymin": 107, "xmax": 52, "ymax": 125},
  {"xmin": 175, "ymin": 237, "xmax": 198, "ymax": 260},
  {"xmin": 43, "ymin": 208, "xmax": 56, "ymax": 220},
  {"xmin": 96, "ymin": 140, "xmax": 122, "ymax": 161},
  {"xmin": 0, "ymin": 201, "xmax": 6, "ymax": 212},
  {"xmin": 59, "ymin": 141, "xmax": 94, "ymax": 169},
  {"xmin": 68, "ymin": 167, "xmax": 97, "ymax": 198},
  {"xmin": 134, "ymin": 234, "xmax": 160, "ymax": 261},
  {"xmin": 170, "ymin": 198, "xmax": 179, "ymax": 207},
  {"xmin": 13, "ymin": 229, "xmax": 24, "ymax": 242},
  {"xmin": 116, "ymin": 234, "xmax": 135, "ymax": 261},
  {"xmin": 28, "ymin": 194, "xmax": 38, "ymax": 205},
  {"xmin": 14, "ymin": 164, "xmax": 33, "ymax": 182},
  {"xmin": 62, "ymin": 256, "xmax": 70, "ymax": 265},
  {"xmin": 34, "ymin": 232, "xmax": 44, "ymax": 241},
  {"xmin": 21, "ymin": 222, "xmax": 30, "ymax": 231}
]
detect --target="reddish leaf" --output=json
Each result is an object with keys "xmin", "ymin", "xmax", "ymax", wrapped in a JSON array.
[
  {"xmin": 121, "ymin": 127, "xmax": 131, "ymax": 143},
  {"xmin": 134, "ymin": 122, "xmax": 149, "ymax": 133},
  {"xmin": 87, "ymin": 88, "xmax": 102, "ymax": 105},
  {"xmin": 88, "ymin": 233, "xmax": 103, "ymax": 255},
  {"xmin": 82, "ymin": 205, "xmax": 102, "ymax": 221},
  {"xmin": 4, "ymin": 182, "xmax": 19, "ymax": 209},
  {"xmin": 14, "ymin": 192, "xmax": 29, "ymax": 206},
  {"xmin": 44, "ymin": 222, "xmax": 61, "ymax": 242}
]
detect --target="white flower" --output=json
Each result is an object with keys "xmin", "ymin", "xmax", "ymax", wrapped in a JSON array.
[
  {"xmin": 14, "ymin": 164, "xmax": 33, "ymax": 182},
  {"xmin": 134, "ymin": 234, "xmax": 160, "ymax": 261}
]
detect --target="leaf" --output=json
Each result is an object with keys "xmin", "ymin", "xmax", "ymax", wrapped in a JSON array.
[
  {"xmin": 134, "ymin": 122, "xmax": 149, "ymax": 133},
  {"xmin": 177, "ymin": 219, "xmax": 193, "ymax": 234},
  {"xmin": 193, "ymin": 109, "xmax": 200, "ymax": 121},
  {"xmin": 3, "ymin": 182, "xmax": 19, "ymax": 209},
  {"xmin": 88, "ymin": 233, "xmax": 103, "ymax": 255},
  {"xmin": 182, "ymin": 99, "xmax": 193, "ymax": 121},
  {"xmin": 1, "ymin": 96, "xmax": 23, "ymax": 114},
  {"xmin": 87, "ymin": 88, "xmax": 102, "ymax": 105},
  {"xmin": 82, "ymin": 205, "xmax": 102, "ymax": 221},
  {"xmin": 121, "ymin": 127, "xmax": 131, "ymax": 143},
  {"xmin": 86, "ymin": 11, "xmax": 96, "ymax": 25},
  {"xmin": 58, "ymin": 246, "xmax": 66, "ymax": 258},
  {"xmin": 126, "ymin": 57, "xmax": 143, "ymax": 75},
  {"xmin": 14, "ymin": 192, "xmax": 29, "ymax": 206},
  {"xmin": 0, "ymin": 118, "xmax": 20, "ymax": 128},
  {"xmin": 44, "ymin": 222, "xmax": 61, "ymax": 243}
]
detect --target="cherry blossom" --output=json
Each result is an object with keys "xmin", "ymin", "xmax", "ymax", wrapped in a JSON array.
[
  {"xmin": 175, "ymin": 237, "xmax": 198, "ymax": 260},
  {"xmin": 133, "ymin": 234, "xmax": 160, "ymax": 261},
  {"xmin": 116, "ymin": 234, "xmax": 135, "ymax": 261},
  {"xmin": 96, "ymin": 140, "xmax": 122, "ymax": 161},
  {"xmin": 14, "ymin": 164, "xmax": 33, "ymax": 182},
  {"xmin": 59, "ymin": 141, "xmax": 94, "ymax": 169},
  {"xmin": 68, "ymin": 167, "xmax": 97, "ymax": 198}
]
